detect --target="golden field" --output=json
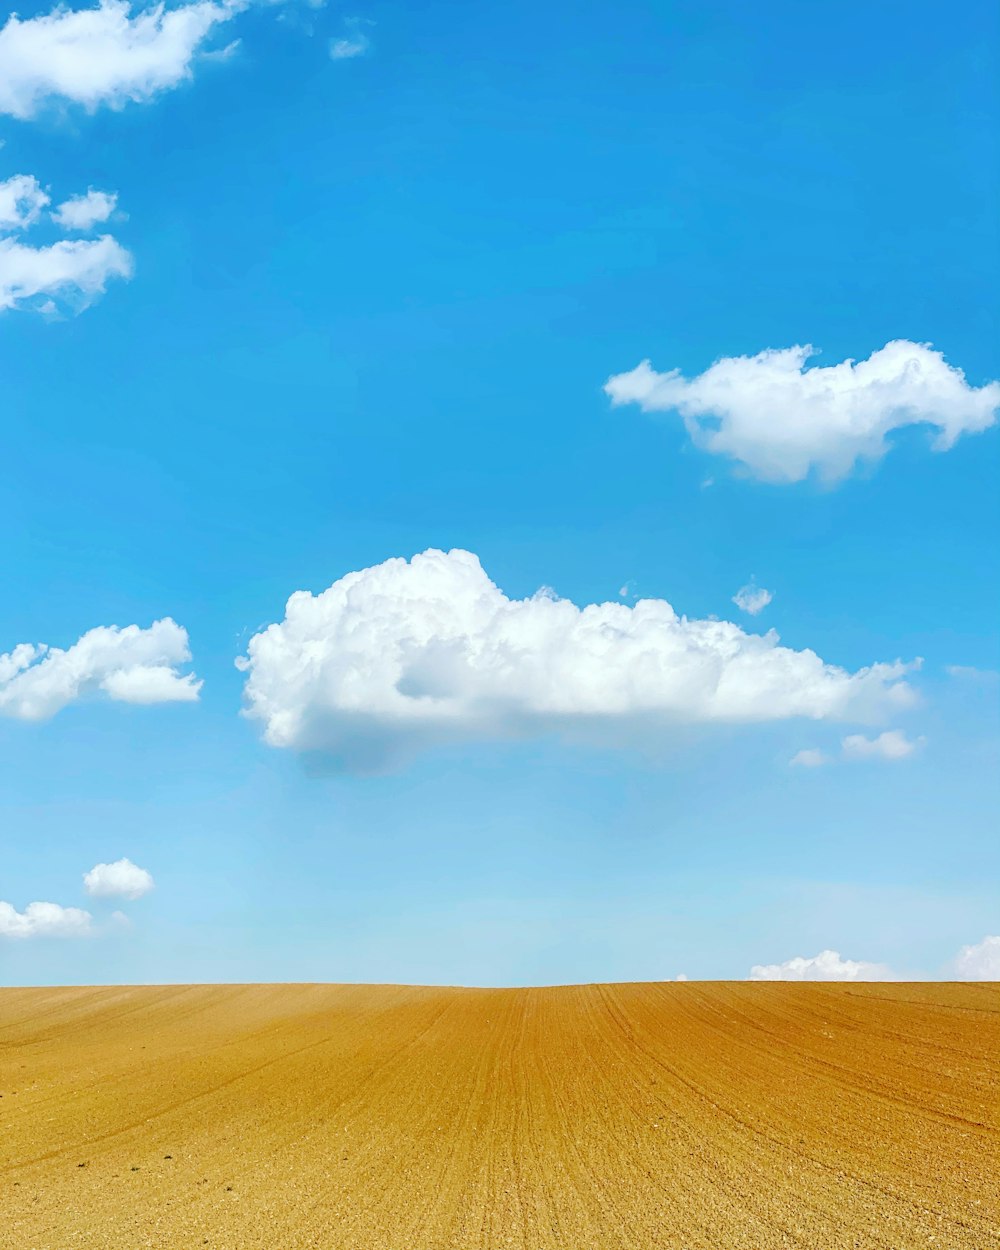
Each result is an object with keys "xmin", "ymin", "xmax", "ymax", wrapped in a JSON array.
[{"xmin": 1, "ymin": 981, "xmax": 997, "ymax": 1250}]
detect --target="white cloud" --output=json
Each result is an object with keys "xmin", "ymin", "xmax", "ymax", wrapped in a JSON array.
[
  {"xmin": 0, "ymin": 175, "xmax": 131, "ymax": 314},
  {"xmin": 330, "ymin": 35, "xmax": 367, "ymax": 58},
  {"xmin": 84, "ymin": 857, "xmax": 154, "ymax": 899},
  {"xmin": 605, "ymin": 341, "xmax": 1000, "ymax": 483},
  {"xmin": 841, "ymin": 729, "xmax": 922, "ymax": 761},
  {"xmin": 51, "ymin": 187, "xmax": 118, "ymax": 230},
  {"xmin": 0, "ymin": 232, "xmax": 132, "ymax": 313},
  {"xmin": 790, "ymin": 748, "xmax": 828, "ymax": 768},
  {"xmin": 201, "ymin": 35, "xmax": 239, "ymax": 61},
  {"xmin": 945, "ymin": 664, "xmax": 999, "ymax": 683},
  {"xmin": 0, "ymin": 173, "xmax": 50, "ymax": 229},
  {"xmin": 954, "ymin": 935, "xmax": 1000, "ymax": 980},
  {"xmin": 749, "ymin": 936, "xmax": 1000, "ymax": 982},
  {"xmin": 0, "ymin": 617, "xmax": 201, "ymax": 721},
  {"xmin": 100, "ymin": 662, "xmax": 199, "ymax": 703},
  {"xmin": 732, "ymin": 581, "xmax": 772, "ymax": 616},
  {"xmin": 330, "ymin": 18, "xmax": 371, "ymax": 59},
  {"xmin": 0, "ymin": 899, "xmax": 93, "ymax": 939},
  {"xmin": 792, "ymin": 731, "xmax": 924, "ymax": 768},
  {"xmin": 238, "ymin": 547, "xmax": 917, "ymax": 773},
  {"xmin": 0, "ymin": 0, "xmax": 244, "ymax": 120},
  {"xmin": 749, "ymin": 949, "xmax": 892, "ymax": 981}
]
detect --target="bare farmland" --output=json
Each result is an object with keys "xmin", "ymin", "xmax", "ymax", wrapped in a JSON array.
[{"xmin": 1, "ymin": 981, "xmax": 996, "ymax": 1249}]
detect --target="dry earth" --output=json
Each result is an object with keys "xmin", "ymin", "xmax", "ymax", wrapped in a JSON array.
[{"xmin": 1, "ymin": 981, "xmax": 997, "ymax": 1250}]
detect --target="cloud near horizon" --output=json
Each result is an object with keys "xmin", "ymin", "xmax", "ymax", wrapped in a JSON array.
[
  {"xmin": 238, "ymin": 548, "xmax": 917, "ymax": 773},
  {"xmin": 954, "ymin": 935, "xmax": 1000, "ymax": 980},
  {"xmin": 605, "ymin": 340, "xmax": 1000, "ymax": 483},
  {"xmin": 750, "ymin": 935, "xmax": 1000, "ymax": 982},
  {"xmin": 749, "ymin": 949, "xmax": 892, "ymax": 981},
  {"xmin": 0, "ymin": 617, "xmax": 201, "ymax": 721},
  {"xmin": 0, "ymin": 0, "xmax": 245, "ymax": 119}
]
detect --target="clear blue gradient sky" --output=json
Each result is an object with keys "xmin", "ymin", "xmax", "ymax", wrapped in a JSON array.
[{"xmin": 1, "ymin": 0, "xmax": 997, "ymax": 985}]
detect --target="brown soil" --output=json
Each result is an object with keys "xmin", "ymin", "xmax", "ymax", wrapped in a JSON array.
[{"xmin": 1, "ymin": 981, "xmax": 997, "ymax": 1249}]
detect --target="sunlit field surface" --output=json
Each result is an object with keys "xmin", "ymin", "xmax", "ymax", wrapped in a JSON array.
[{"xmin": 2, "ymin": 981, "xmax": 997, "ymax": 1249}]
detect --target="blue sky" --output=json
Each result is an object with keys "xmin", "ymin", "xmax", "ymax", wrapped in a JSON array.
[{"xmin": 1, "ymin": 0, "xmax": 998, "ymax": 985}]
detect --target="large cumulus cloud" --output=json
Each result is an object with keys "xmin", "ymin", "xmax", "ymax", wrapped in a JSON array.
[{"xmin": 237, "ymin": 548, "xmax": 916, "ymax": 772}]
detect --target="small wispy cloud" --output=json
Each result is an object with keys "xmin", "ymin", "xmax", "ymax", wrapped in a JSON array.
[
  {"xmin": 330, "ymin": 16, "xmax": 372, "ymax": 60},
  {"xmin": 791, "ymin": 729, "xmax": 924, "ymax": 768},
  {"xmin": 732, "ymin": 580, "xmax": 773, "ymax": 617},
  {"xmin": 841, "ymin": 729, "xmax": 923, "ymax": 761},
  {"xmin": 789, "ymin": 748, "xmax": 828, "ymax": 768},
  {"xmin": 201, "ymin": 36, "xmax": 241, "ymax": 62},
  {"xmin": 945, "ymin": 664, "xmax": 999, "ymax": 683}
]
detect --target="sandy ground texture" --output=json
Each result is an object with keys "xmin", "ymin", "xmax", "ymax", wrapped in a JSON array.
[{"xmin": 1, "ymin": 981, "xmax": 997, "ymax": 1250}]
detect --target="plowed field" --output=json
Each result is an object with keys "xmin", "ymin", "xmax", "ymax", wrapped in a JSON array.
[{"xmin": 1, "ymin": 982, "xmax": 997, "ymax": 1249}]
